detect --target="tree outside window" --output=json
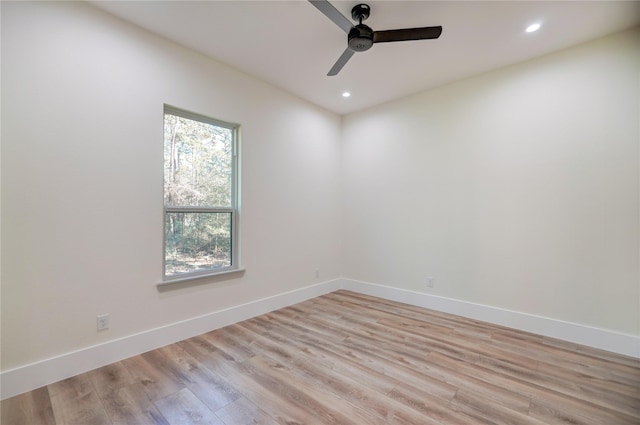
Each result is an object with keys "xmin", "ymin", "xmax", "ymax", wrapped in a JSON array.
[{"xmin": 163, "ymin": 106, "xmax": 239, "ymax": 279}]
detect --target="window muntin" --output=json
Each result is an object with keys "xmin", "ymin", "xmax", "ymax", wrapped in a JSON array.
[{"xmin": 163, "ymin": 106, "xmax": 239, "ymax": 279}]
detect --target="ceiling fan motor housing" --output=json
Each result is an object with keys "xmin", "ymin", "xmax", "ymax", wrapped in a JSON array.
[
  {"xmin": 309, "ymin": 0, "xmax": 443, "ymax": 75},
  {"xmin": 348, "ymin": 24, "xmax": 374, "ymax": 51}
]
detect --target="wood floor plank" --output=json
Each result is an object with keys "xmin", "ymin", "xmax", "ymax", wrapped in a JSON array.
[
  {"xmin": 449, "ymin": 389, "xmax": 545, "ymax": 425},
  {"xmin": 88, "ymin": 362, "xmax": 136, "ymax": 398},
  {"xmin": 246, "ymin": 304, "xmax": 529, "ymax": 422},
  {"xmin": 99, "ymin": 383, "xmax": 169, "ymax": 425},
  {"xmin": 200, "ymin": 327, "xmax": 256, "ymax": 363},
  {"xmin": 151, "ymin": 344, "xmax": 242, "ymax": 412},
  {"xmin": 220, "ymin": 320, "xmax": 419, "ymax": 424},
  {"xmin": 122, "ymin": 350, "xmax": 186, "ymax": 402},
  {"xmin": 429, "ymin": 351, "xmax": 536, "ymax": 410},
  {"xmin": 291, "ymin": 356, "xmax": 442, "ymax": 425},
  {"xmin": 475, "ymin": 351, "xmax": 640, "ymax": 420},
  {"xmin": 7, "ymin": 290, "xmax": 640, "ymax": 425},
  {"xmin": 340, "ymin": 335, "xmax": 459, "ymax": 402},
  {"xmin": 535, "ymin": 360, "xmax": 640, "ymax": 419},
  {"xmin": 179, "ymin": 340, "xmax": 321, "ymax": 425},
  {"xmin": 154, "ymin": 388, "xmax": 223, "ymax": 425},
  {"xmin": 490, "ymin": 331, "xmax": 640, "ymax": 389},
  {"xmin": 48, "ymin": 375, "xmax": 111, "ymax": 425},
  {"xmin": 245, "ymin": 355, "xmax": 383, "ymax": 424},
  {"xmin": 529, "ymin": 390, "xmax": 640, "ymax": 425},
  {"xmin": 213, "ymin": 397, "xmax": 279, "ymax": 425},
  {"xmin": 238, "ymin": 318, "xmax": 449, "ymax": 424},
  {"xmin": 238, "ymin": 318, "xmax": 401, "ymax": 395},
  {"xmin": 386, "ymin": 382, "xmax": 476, "ymax": 424},
  {"xmin": 0, "ymin": 386, "xmax": 56, "ymax": 425}
]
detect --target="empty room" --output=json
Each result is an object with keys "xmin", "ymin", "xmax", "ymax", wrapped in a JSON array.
[{"xmin": 1, "ymin": 1, "xmax": 639, "ymax": 424}]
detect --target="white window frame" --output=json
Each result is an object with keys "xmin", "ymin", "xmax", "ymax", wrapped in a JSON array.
[{"xmin": 161, "ymin": 105, "xmax": 241, "ymax": 284}]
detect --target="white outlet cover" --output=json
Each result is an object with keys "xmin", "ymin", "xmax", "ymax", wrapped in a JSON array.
[{"xmin": 97, "ymin": 314, "xmax": 110, "ymax": 331}]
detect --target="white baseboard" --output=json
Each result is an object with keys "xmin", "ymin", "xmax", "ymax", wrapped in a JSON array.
[
  {"xmin": 0, "ymin": 279, "xmax": 342, "ymax": 400},
  {"xmin": 341, "ymin": 278, "xmax": 640, "ymax": 359},
  {"xmin": 3, "ymin": 276, "xmax": 638, "ymax": 400}
]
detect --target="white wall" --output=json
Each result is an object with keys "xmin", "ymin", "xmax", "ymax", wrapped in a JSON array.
[
  {"xmin": 342, "ymin": 28, "xmax": 640, "ymax": 336},
  {"xmin": 1, "ymin": 1, "xmax": 342, "ymax": 371}
]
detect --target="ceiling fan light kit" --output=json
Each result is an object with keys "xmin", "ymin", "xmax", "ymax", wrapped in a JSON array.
[{"xmin": 309, "ymin": 0, "xmax": 443, "ymax": 76}]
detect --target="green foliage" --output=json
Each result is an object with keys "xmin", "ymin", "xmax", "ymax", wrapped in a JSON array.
[
  {"xmin": 165, "ymin": 212, "xmax": 231, "ymax": 275},
  {"xmin": 163, "ymin": 113, "xmax": 235, "ymax": 276},
  {"xmin": 164, "ymin": 114, "xmax": 232, "ymax": 207}
]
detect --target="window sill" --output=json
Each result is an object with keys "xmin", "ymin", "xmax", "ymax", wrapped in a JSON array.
[{"xmin": 157, "ymin": 268, "xmax": 245, "ymax": 289}]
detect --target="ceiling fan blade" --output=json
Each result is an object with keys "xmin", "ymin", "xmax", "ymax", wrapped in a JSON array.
[
  {"xmin": 327, "ymin": 48, "xmax": 355, "ymax": 76},
  {"xmin": 373, "ymin": 26, "xmax": 443, "ymax": 43},
  {"xmin": 308, "ymin": 0, "xmax": 353, "ymax": 34}
]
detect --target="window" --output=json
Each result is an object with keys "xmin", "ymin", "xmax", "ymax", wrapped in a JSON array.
[{"xmin": 163, "ymin": 105, "xmax": 239, "ymax": 280}]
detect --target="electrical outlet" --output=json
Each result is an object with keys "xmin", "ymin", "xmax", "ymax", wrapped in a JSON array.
[
  {"xmin": 315, "ymin": 269, "xmax": 320, "ymax": 279},
  {"xmin": 427, "ymin": 277, "xmax": 435, "ymax": 288},
  {"xmin": 97, "ymin": 314, "xmax": 110, "ymax": 331}
]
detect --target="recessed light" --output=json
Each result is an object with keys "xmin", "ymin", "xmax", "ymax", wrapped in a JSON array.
[
  {"xmin": 342, "ymin": 91, "xmax": 351, "ymax": 98},
  {"xmin": 526, "ymin": 23, "xmax": 541, "ymax": 33}
]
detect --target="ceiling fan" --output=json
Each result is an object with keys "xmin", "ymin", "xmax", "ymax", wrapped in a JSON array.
[{"xmin": 309, "ymin": 0, "xmax": 443, "ymax": 76}]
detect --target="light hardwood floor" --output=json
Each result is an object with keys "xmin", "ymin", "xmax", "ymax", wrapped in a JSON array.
[{"xmin": 2, "ymin": 290, "xmax": 639, "ymax": 424}]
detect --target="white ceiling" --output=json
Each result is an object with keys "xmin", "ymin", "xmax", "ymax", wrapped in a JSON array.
[{"xmin": 90, "ymin": 1, "xmax": 640, "ymax": 115}]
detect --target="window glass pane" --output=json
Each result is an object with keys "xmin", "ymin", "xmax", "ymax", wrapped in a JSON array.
[
  {"xmin": 164, "ymin": 113, "xmax": 232, "ymax": 207},
  {"xmin": 165, "ymin": 212, "xmax": 232, "ymax": 276}
]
